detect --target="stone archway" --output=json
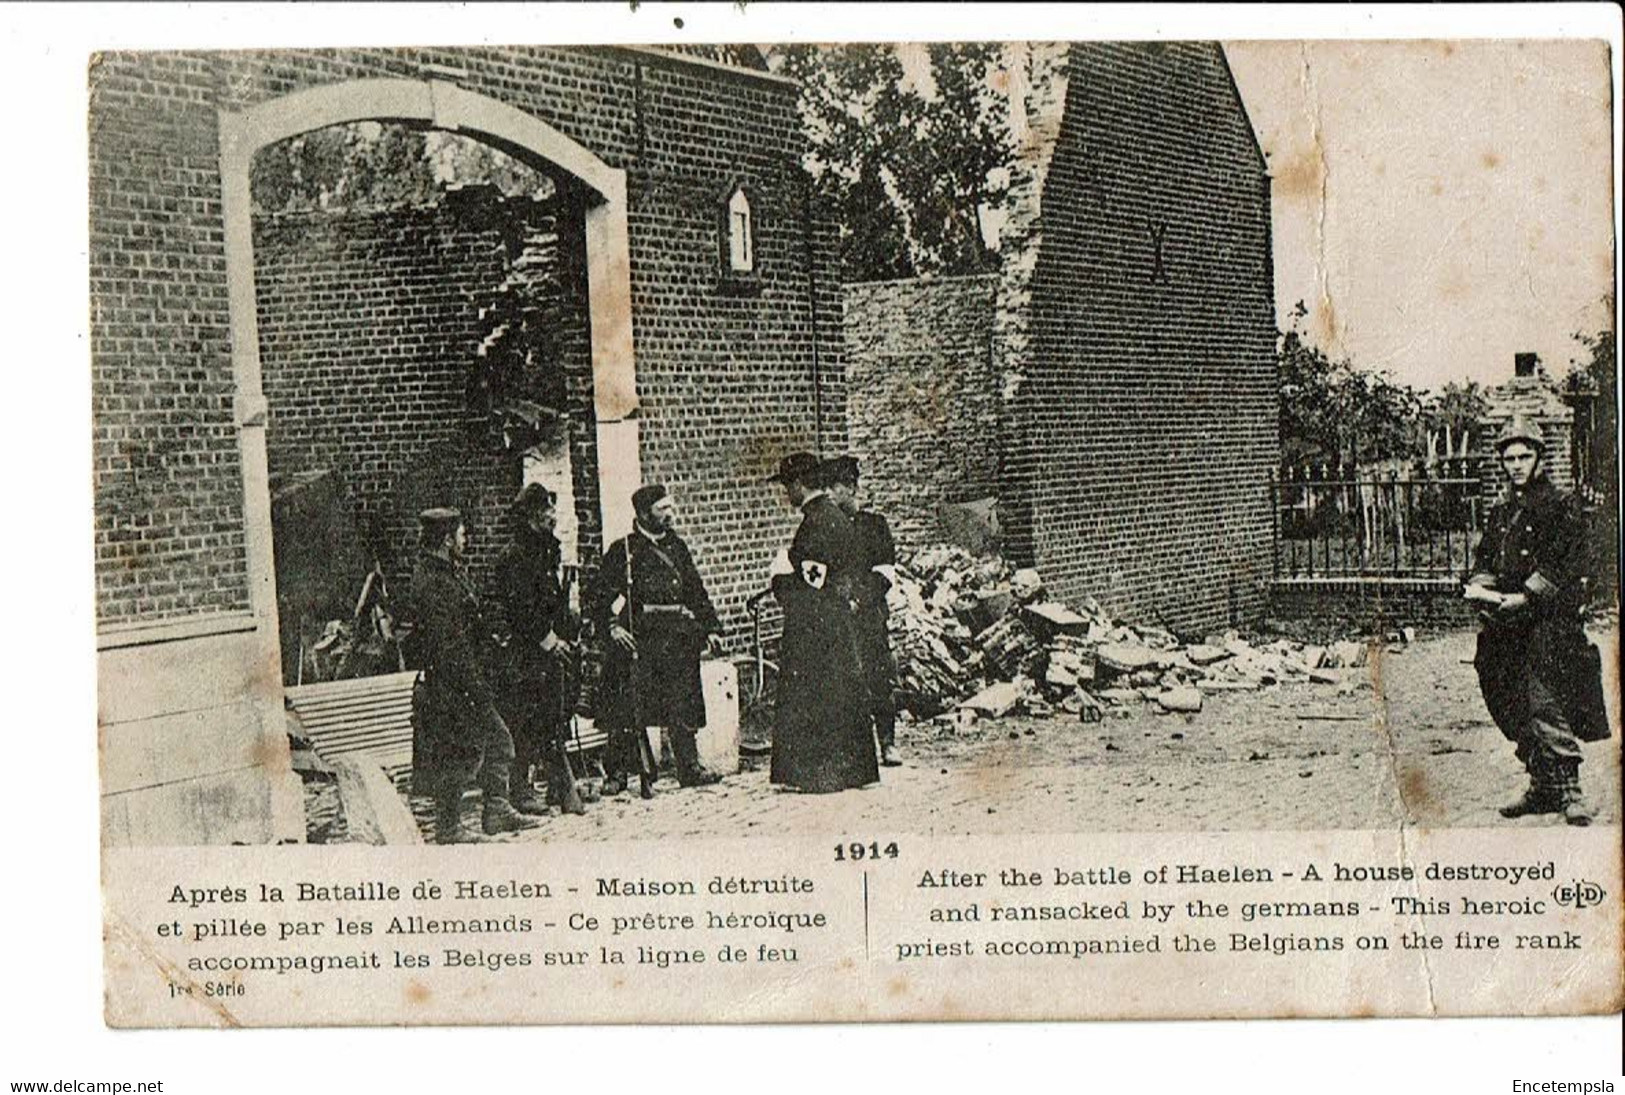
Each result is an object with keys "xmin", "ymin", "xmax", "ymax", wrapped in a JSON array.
[{"xmin": 217, "ymin": 77, "xmax": 642, "ymax": 677}]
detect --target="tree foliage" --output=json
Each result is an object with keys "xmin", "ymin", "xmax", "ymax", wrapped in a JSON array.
[
  {"xmin": 1278, "ymin": 301, "xmax": 1425, "ymax": 469},
  {"xmin": 774, "ymin": 43, "xmax": 1012, "ymax": 282},
  {"xmin": 250, "ymin": 123, "xmax": 547, "ymax": 215},
  {"xmin": 1569, "ymin": 322, "xmax": 1617, "ymax": 499}
]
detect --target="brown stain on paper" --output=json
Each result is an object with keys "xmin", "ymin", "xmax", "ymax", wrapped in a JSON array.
[
  {"xmin": 1398, "ymin": 766, "xmax": 1434, "ymax": 814},
  {"xmin": 405, "ymin": 980, "xmax": 431, "ymax": 1005},
  {"xmin": 1272, "ymin": 145, "xmax": 1326, "ymax": 202}
]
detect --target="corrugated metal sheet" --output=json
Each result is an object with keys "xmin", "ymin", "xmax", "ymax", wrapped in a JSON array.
[{"xmin": 286, "ymin": 671, "xmax": 607, "ymax": 790}]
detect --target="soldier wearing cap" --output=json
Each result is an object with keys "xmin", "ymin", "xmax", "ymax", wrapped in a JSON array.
[
  {"xmin": 494, "ymin": 484, "xmax": 587, "ymax": 817},
  {"xmin": 589, "ymin": 484, "xmax": 725, "ymax": 797},
  {"xmin": 822, "ymin": 455, "xmax": 903, "ymax": 767},
  {"xmin": 767, "ymin": 453, "xmax": 880, "ymax": 793},
  {"xmin": 1465, "ymin": 414, "xmax": 1609, "ymax": 825},
  {"xmin": 406, "ymin": 507, "xmax": 541, "ymax": 843}
]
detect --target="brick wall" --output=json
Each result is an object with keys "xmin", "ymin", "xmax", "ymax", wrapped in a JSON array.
[
  {"xmin": 1481, "ymin": 373, "xmax": 1576, "ymax": 494},
  {"xmin": 90, "ymin": 47, "xmax": 842, "ymax": 641},
  {"xmin": 91, "ymin": 53, "xmax": 248, "ymax": 624},
  {"xmin": 1268, "ymin": 579, "xmax": 1479, "ymax": 635},
  {"xmin": 253, "ymin": 189, "xmax": 581, "ymax": 598},
  {"xmin": 1001, "ymin": 43, "xmax": 1279, "ymax": 634},
  {"xmin": 843, "ymin": 275, "xmax": 1001, "ymax": 548}
]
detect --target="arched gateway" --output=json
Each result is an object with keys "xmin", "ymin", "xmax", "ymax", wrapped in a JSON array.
[{"xmin": 94, "ymin": 48, "xmax": 842, "ymax": 845}]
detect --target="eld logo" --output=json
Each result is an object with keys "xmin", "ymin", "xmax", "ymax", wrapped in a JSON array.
[{"xmin": 1551, "ymin": 880, "xmax": 1606, "ymax": 910}]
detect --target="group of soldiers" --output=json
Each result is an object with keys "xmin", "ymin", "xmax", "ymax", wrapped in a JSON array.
[{"xmin": 405, "ymin": 452, "xmax": 902, "ymax": 844}]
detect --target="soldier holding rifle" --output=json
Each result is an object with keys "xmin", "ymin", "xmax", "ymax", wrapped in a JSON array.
[
  {"xmin": 590, "ymin": 484, "xmax": 726, "ymax": 798},
  {"xmin": 494, "ymin": 484, "xmax": 588, "ymax": 817}
]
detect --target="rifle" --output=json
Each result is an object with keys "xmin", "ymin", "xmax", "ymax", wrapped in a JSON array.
[{"xmin": 623, "ymin": 537, "xmax": 658, "ymax": 799}]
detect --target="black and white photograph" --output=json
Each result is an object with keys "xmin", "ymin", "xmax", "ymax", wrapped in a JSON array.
[
  {"xmin": 25, "ymin": 0, "xmax": 1623, "ymax": 1054},
  {"xmin": 92, "ymin": 37, "xmax": 1617, "ymax": 847}
]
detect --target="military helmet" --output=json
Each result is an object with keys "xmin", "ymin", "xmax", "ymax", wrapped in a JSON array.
[{"xmin": 1495, "ymin": 413, "xmax": 1546, "ymax": 455}]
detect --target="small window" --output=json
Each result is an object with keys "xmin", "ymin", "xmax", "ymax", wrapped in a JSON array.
[{"xmin": 726, "ymin": 186, "xmax": 754, "ymax": 273}]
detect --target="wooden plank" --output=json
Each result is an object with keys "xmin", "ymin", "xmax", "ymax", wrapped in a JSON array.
[{"xmin": 331, "ymin": 756, "xmax": 423, "ymax": 846}]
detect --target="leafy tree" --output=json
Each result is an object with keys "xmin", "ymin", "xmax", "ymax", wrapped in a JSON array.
[
  {"xmin": 1277, "ymin": 300, "xmax": 1426, "ymax": 470},
  {"xmin": 1425, "ymin": 380, "xmax": 1487, "ymax": 460},
  {"xmin": 1568, "ymin": 323, "xmax": 1617, "ymax": 500},
  {"xmin": 774, "ymin": 43, "xmax": 1012, "ymax": 282}
]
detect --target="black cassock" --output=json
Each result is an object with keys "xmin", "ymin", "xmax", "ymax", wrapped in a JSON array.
[
  {"xmin": 590, "ymin": 528, "xmax": 720, "ymax": 732},
  {"xmin": 771, "ymin": 494, "xmax": 879, "ymax": 793},
  {"xmin": 851, "ymin": 508, "xmax": 899, "ymax": 717}
]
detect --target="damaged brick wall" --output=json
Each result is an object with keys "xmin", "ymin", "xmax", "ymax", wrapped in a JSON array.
[
  {"xmin": 252, "ymin": 188, "xmax": 575, "ymax": 594},
  {"xmin": 1002, "ymin": 42, "xmax": 1279, "ymax": 635},
  {"xmin": 843, "ymin": 274, "xmax": 1002, "ymax": 549},
  {"xmin": 90, "ymin": 47, "xmax": 842, "ymax": 638}
]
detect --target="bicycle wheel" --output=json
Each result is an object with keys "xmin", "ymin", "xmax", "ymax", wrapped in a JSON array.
[{"xmin": 734, "ymin": 657, "xmax": 778, "ymax": 755}]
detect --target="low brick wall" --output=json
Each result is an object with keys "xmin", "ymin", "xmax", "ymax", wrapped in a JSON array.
[{"xmin": 1269, "ymin": 578, "xmax": 1480, "ymax": 634}]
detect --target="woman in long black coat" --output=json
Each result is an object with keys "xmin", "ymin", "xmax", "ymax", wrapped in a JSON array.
[{"xmin": 768, "ymin": 456, "xmax": 880, "ymax": 793}]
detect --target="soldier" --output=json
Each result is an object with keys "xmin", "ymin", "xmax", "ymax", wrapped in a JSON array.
[
  {"xmin": 590, "ymin": 484, "xmax": 725, "ymax": 798},
  {"xmin": 1465, "ymin": 415, "xmax": 1610, "ymax": 825},
  {"xmin": 822, "ymin": 455, "xmax": 903, "ymax": 767},
  {"xmin": 493, "ymin": 484, "xmax": 587, "ymax": 817},
  {"xmin": 767, "ymin": 453, "xmax": 880, "ymax": 793},
  {"xmin": 406, "ymin": 507, "xmax": 542, "ymax": 843}
]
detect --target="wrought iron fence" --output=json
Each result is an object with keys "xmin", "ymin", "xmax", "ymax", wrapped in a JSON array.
[{"xmin": 1270, "ymin": 459, "xmax": 1485, "ymax": 580}]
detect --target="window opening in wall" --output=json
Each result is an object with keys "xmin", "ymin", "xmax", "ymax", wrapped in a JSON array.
[{"xmin": 727, "ymin": 185, "xmax": 754, "ymax": 273}]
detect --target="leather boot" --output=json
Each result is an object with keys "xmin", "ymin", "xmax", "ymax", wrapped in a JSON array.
[
  {"xmin": 1553, "ymin": 763, "xmax": 1594, "ymax": 827},
  {"xmin": 510, "ymin": 773, "xmax": 549, "ymax": 815},
  {"xmin": 434, "ymin": 795, "xmax": 476, "ymax": 844},
  {"xmin": 479, "ymin": 763, "xmax": 542, "ymax": 835},
  {"xmin": 1499, "ymin": 780, "xmax": 1560, "ymax": 819},
  {"xmin": 673, "ymin": 728, "xmax": 721, "ymax": 787}
]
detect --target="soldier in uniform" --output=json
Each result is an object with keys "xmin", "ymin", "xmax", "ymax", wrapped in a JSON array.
[
  {"xmin": 767, "ymin": 453, "xmax": 880, "ymax": 793},
  {"xmin": 493, "ymin": 484, "xmax": 587, "ymax": 817},
  {"xmin": 406, "ymin": 508, "xmax": 542, "ymax": 843},
  {"xmin": 822, "ymin": 455, "xmax": 903, "ymax": 767},
  {"xmin": 1465, "ymin": 414, "xmax": 1610, "ymax": 826},
  {"xmin": 590, "ymin": 484, "xmax": 725, "ymax": 798}
]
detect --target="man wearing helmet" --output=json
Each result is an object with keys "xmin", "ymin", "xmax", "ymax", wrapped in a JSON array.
[{"xmin": 1465, "ymin": 414, "xmax": 1609, "ymax": 825}]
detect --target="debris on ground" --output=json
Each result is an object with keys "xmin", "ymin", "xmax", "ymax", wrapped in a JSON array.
[{"xmin": 886, "ymin": 544, "xmax": 1381, "ymax": 728}]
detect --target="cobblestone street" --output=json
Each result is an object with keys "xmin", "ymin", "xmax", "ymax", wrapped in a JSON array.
[{"xmin": 434, "ymin": 626, "xmax": 1618, "ymax": 842}]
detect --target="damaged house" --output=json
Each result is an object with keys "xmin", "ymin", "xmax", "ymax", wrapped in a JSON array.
[{"xmin": 845, "ymin": 43, "xmax": 1279, "ymax": 636}]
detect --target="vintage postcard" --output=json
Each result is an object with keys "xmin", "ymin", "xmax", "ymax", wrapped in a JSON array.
[{"xmin": 92, "ymin": 28, "xmax": 1620, "ymax": 1027}]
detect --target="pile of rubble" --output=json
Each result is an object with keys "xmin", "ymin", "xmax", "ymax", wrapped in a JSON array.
[{"xmin": 886, "ymin": 545, "xmax": 1372, "ymax": 725}]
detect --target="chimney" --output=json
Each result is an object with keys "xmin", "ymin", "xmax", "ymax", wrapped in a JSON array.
[{"xmin": 1514, "ymin": 352, "xmax": 1540, "ymax": 378}]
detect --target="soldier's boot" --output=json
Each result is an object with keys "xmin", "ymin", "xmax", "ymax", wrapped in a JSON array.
[
  {"xmin": 509, "ymin": 761, "xmax": 550, "ymax": 816},
  {"xmin": 1498, "ymin": 782, "xmax": 1561, "ymax": 819},
  {"xmin": 545, "ymin": 745, "xmax": 587, "ymax": 816},
  {"xmin": 1553, "ymin": 763, "xmax": 1595, "ymax": 827},
  {"xmin": 479, "ymin": 764, "xmax": 543, "ymax": 835},
  {"xmin": 673, "ymin": 729, "xmax": 722, "ymax": 787},
  {"xmin": 434, "ymin": 795, "xmax": 477, "ymax": 844}
]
